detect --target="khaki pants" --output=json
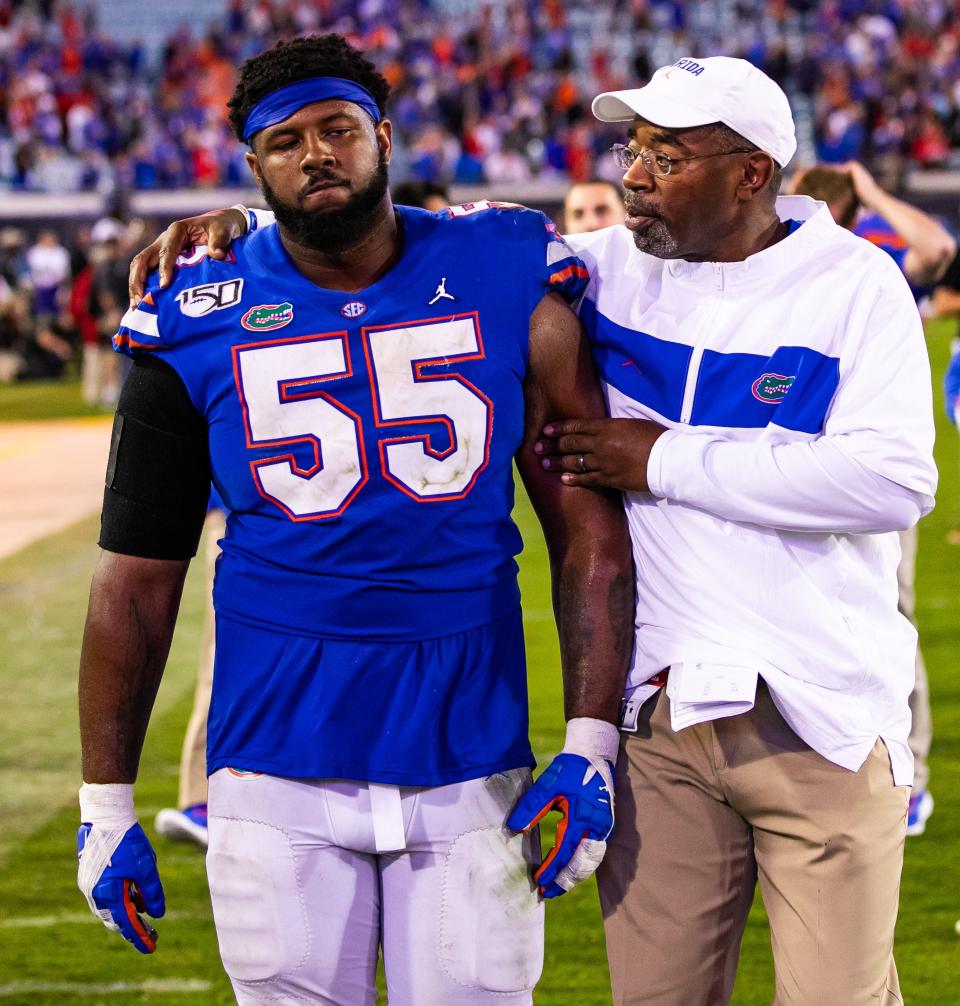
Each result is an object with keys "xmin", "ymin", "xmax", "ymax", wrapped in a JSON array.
[
  {"xmin": 599, "ymin": 684, "xmax": 908, "ymax": 1006},
  {"xmin": 81, "ymin": 344, "xmax": 119, "ymax": 408},
  {"xmin": 176, "ymin": 509, "xmax": 224, "ymax": 809}
]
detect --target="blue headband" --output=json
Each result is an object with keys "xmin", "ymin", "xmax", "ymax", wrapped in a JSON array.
[{"xmin": 242, "ymin": 77, "xmax": 382, "ymax": 145}]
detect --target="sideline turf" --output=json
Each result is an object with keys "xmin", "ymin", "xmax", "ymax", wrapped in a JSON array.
[
  {"xmin": 0, "ymin": 379, "xmax": 109, "ymax": 422},
  {"xmin": 0, "ymin": 323, "xmax": 958, "ymax": 1003}
]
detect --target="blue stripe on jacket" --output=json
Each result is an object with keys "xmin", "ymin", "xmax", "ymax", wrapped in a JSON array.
[{"xmin": 581, "ymin": 299, "xmax": 840, "ymax": 434}]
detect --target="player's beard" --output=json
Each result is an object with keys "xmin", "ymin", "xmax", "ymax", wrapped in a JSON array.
[{"xmin": 261, "ymin": 150, "xmax": 390, "ymax": 255}]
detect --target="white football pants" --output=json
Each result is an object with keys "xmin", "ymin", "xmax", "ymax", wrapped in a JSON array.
[{"xmin": 206, "ymin": 767, "xmax": 543, "ymax": 1005}]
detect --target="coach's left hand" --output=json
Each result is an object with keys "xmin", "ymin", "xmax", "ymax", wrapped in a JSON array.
[{"xmin": 535, "ymin": 418, "xmax": 668, "ymax": 492}]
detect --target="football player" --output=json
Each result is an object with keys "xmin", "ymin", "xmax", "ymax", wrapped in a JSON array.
[{"xmin": 78, "ymin": 35, "xmax": 633, "ymax": 1005}]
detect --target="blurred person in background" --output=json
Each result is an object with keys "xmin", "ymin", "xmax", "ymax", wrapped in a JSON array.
[
  {"xmin": 0, "ymin": 229, "xmax": 28, "ymax": 291},
  {"xmin": 931, "ymin": 250, "xmax": 960, "ymax": 340},
  {"xmin": 930, "ymin": 248, "xmax": 960, "ymax": 544},
  {"xmin": 392, "ymin": 179, "xmax": 450, "ymax": 211},
  {"xmin": 0, "ymin": 247, "xmax": 33, "ymax": 380},
  {"xmin": 87, "ymin": 217, "xmax": 129, "ymax": 408},
  {"xmin": 22, "ymin": 306, "xmax": 76, "ymax": 380},
  {"xmin": 562, "ymin": 179, "xmax": 625, "ymax": 235},
  {"xmin": 25, "ymin": 230, "xmax": 70, "ymax": 320},
  {"xmin": 0, "ymin": 272, "xmax": 23, "ymax": 383},
  {"xmin": 791, "ymin": 162, "xmax": 956, "ymax": 838},
  {"xmin": 790, "ymin": 163, "xmax": 955, "ymax": 289},
  {"xmin": 68, "ymin": 228, "xmax": 101, "ymax": 403}
]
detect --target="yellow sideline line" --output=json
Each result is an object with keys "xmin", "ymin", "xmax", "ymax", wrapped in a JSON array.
[
  {"xmin": 0, "ymin": 443, "xmax": 34, "ymax": 461},
  {"xmin": 0, "ymin": 910, "xmax": 201, "ymax": 929},
  {"xmin": 0, "ymin": 980, "xmax": 211, "ymax": 997}
]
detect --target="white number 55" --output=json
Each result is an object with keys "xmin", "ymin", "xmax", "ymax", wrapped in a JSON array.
[{"xmin": 232, "ymin": 314, "xmax": 492, "ymax": 520}]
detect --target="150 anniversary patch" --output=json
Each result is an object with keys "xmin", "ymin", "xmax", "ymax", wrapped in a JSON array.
[{"xmin": 177, "ymin": 279, "xmax": 244, "ymax": 318}]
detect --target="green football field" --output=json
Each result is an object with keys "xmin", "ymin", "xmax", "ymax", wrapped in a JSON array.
[{"xmin": 0, "ymin": 323, "xmax": 958, "ymax": 1004}]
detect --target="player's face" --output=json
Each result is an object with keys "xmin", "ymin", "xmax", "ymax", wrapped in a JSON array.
[
  {"xmin": 247, "ymin": 100, "xmax": 393, "ymax": 253},
  {"xmin": 563, "ymin": 184, "xmax": 626, "ymax": 234},
  {"xmin": 620, "ymin": 118, "xmax": 752, "ymax": 261}
]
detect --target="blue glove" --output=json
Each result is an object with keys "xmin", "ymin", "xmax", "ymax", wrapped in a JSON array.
[
  {"xmin": 77, "ymin": 821, "xmax": 165, "ymax": 954},
  {"xmin": 945, "ymin": 338, "xmax": 960, "ymax": 427},
  {"xmin": 507, "ymin": 750, "xmax": 615, "ymax": 899}
]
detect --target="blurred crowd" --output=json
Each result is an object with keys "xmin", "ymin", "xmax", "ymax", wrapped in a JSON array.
[
  {"xmin": 0, "ymin": 218, "xmax": 151, "ymax": 400},
  {"xmin": 1, "ymin": 0, "xmax": 960, "ymax": 194}
]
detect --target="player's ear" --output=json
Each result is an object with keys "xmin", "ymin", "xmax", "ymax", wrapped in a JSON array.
[
  {"xmin": 245, "ymin": 151, "xmax": 263, "ymax": 188},
  {"xmin": 376, "ymin": 118, "xmax": 393, "ymax": 166}
]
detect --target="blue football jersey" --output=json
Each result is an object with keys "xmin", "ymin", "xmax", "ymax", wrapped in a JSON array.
[{"xmin": 115, "ymin": 202, "xmax": 587, "ymax": 784}]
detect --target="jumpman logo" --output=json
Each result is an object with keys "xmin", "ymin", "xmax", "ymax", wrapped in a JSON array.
[{"xmin": 428, "ymin": 277, "xmax": 456, "ymax": 305}]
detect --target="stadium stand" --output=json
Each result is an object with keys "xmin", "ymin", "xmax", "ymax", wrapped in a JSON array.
[
  {"xmin": 1, "ymin": 0, "xmax": 959, "ymax": 195},
  {"xmin": 1, "ymin": 0, "xmax": 958, "ymax": 385}
]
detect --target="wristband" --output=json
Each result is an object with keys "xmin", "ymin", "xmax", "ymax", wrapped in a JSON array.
[
  {"xmin": 229, "ymin": 203, "xmax": 252, "ymax": 235},
  {"xmin": 562, "ymin": 716, "xmax": 621, "ymax": 765},
  {"xmin": 79, "ymin": 782, "xmax": 136, "ymax": 829}
]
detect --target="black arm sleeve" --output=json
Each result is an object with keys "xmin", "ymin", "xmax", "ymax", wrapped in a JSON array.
[{"xmin": 99, "ymin": 354, "xmax": 211, "ymax": 560}]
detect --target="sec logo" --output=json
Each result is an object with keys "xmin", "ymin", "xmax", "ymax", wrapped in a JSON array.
[{"xmin": 340, "ymin": 300, "xmax": 367, "ymax": 319}]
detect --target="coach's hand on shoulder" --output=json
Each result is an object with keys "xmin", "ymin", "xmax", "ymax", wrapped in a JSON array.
[
  {"xmin": 507, "ymin": 718, "xmax": 618, "ymax": 899},
  {"xmin": 77, "ymin": 783, "xmax": 166, "ymax": 954},
  {"xmin": 128, "ymin": 205, "xmax": 249, "ymax": 306},
  {"xmin": 535, "ymin": 418, "xmax": 668, "ymax": 492}
]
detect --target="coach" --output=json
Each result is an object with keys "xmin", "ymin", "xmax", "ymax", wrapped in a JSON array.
[{"xmin": 538, "ymin": 57, "xmax": 937, "ymax": 1005}]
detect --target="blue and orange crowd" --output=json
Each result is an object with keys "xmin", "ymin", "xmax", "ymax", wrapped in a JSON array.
[{"xmin": 1, "ymin": 0, "xmax": 959, "ymax": 193}]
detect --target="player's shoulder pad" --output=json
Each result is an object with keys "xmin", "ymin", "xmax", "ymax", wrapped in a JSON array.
[
  {"xmin": 443, "ymin": 200, "xmax": 548, "ymax": 237},
  {"xmin": 114, "ymin": 244, "xmax": 247, "ymax": 355},
  {"xmin": 444, "ymin": 201, "xmax": 589, "ymax": 300}
]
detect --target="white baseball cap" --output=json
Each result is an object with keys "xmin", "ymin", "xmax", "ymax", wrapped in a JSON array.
[
  {"xmin": 91, "ymin": 217, "xmax": 126, "ymax": 244},
  {"xmin": 592, "ymin": 56, "xmax": 796, "ymax": 167}
]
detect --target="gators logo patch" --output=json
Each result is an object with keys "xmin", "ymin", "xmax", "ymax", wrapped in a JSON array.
[
  {"xmin": 751, "ymin": 373, "xmax": 795, "ymax": 403},
  {"xmin": 241, "ymin": 302, "xmax": 294, "ymax": 331}
]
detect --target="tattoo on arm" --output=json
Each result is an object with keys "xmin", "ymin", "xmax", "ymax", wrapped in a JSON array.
[
  {"xmin": 79, "ymin": 553, "xmax": 188, "ymax": 783},
  {"xmin": 109, "ymin": 596, "xmax": 170, "ymax": 779},
  {"xmin": 556, "ymin": 560, "xmax": 635, "ymax": 723}
]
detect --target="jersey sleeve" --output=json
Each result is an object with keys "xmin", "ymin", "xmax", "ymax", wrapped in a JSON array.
[
  {"xmin": 115, "ymin": 245, "xmax": 224, "ymax": 358},
  {"xmin": 539, "ymin": 215, "xmax": 591, "ymax": 301},
  {"xmin": 444, "ymin": 201, "xmax": 590, "ymax": 306},
  {"xmin": 115, "ymin": 273, "xmax": 164, "ymax": 356}
]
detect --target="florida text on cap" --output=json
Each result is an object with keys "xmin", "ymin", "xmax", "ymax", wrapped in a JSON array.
[{"xmin": 591, "ymin": 56, "xmax": 797, "ymax": 168}]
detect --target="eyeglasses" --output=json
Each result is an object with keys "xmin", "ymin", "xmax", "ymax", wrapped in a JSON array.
[{"xmin": 611, "ymin": 143, "xmax": 756, "ymax": 177}]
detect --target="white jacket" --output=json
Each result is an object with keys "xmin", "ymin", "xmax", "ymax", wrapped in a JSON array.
[{"xmin": 568, "ymin": 196, "xmax": 937, "ymax": 784}]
